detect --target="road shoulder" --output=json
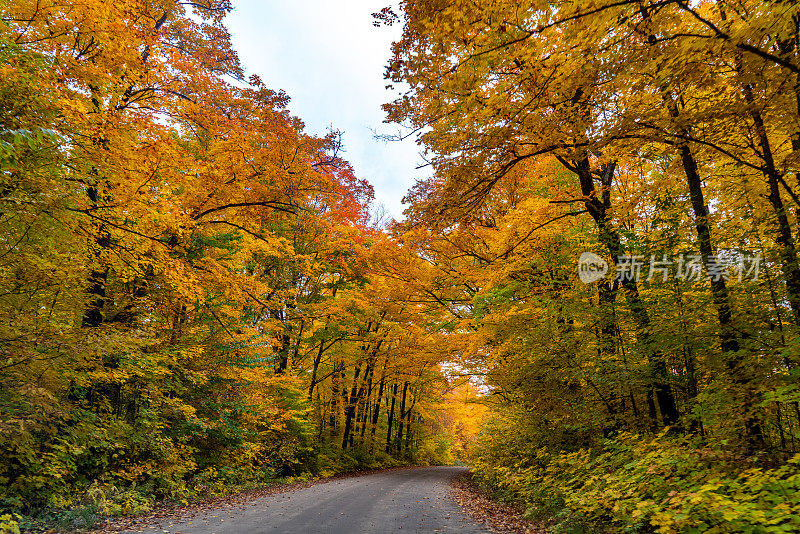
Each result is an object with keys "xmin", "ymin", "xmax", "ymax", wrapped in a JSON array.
[
  {"xmin": 90, "ymin": 466, "xmax": 411, "ymax": 533},
  {"xmin": 449, "ymin": 473, "xmax": 546, "ymax": 534}
]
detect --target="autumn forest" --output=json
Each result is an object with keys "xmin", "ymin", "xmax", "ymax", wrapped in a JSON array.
[{"xmin": 2, "ymin": 0, "xmax": 800, "ymax": 532}]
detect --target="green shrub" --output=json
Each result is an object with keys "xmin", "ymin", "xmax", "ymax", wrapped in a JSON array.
[
  {"xmin": 0, "ymin": 514, "xmax": 21, "ymax": 534},
  {"xmin": 473, "ymin": 432, "xmax": 800, "ymax": 533}
]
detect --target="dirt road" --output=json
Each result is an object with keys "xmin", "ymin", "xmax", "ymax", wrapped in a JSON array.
[{"xmin": 125, "ymin": 466, "xmax": 488, "ymax": 533}]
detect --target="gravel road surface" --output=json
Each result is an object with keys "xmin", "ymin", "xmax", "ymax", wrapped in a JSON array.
[{"xmin": 126, "ymin": 466, "xmax": 488, "ymax": 534}]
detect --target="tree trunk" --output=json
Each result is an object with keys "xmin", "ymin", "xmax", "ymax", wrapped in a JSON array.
[
  {"xmin": 742, "ymin": 85, "xmax": 800, "ymax": 327},
  {"xmin": 370, "ymin": 366, "xmax": 387, "ymax": 445},
  {"xmin": 342, "ymin": 362, "xmax": 363, "ymax": 448},
  {"xmin": 675, "ymin": 135, "xmax": 764, "ymax": 446},
  {"xmin": 564, "ymin": 156, "xmax": 680, "ymax": 428},
  {"xmin": 395, "ymin": 381, "xmax": 409, "ymax": 451},
  {"xmin": 386, "ymin": 382, "xmax": 398, "ymax": 452}
]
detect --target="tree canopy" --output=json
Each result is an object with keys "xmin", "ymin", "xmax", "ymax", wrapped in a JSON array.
[
  {"xmin": 2, "ymin": 0, "xmax": 800, "ymax": 532},
  {"xmin": 383, "ymin": 0, "xmax": 800, "ymax": 531}
]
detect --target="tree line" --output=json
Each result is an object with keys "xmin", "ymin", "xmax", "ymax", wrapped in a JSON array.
[
  {"xmin": 383, "ymin": 0, "xmax": 800, "ymax": 531},
  {"xmin": 0, "ymin": 1, "xmax": 481, "ymax": 526}
]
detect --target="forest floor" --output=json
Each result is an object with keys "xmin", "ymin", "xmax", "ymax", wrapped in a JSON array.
[{"xmin": 449, "ymin": 474, "xmax": 546, "ymax": 534}]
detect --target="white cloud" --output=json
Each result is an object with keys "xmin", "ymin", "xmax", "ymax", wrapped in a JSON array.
[{"xmin": 225, "ymin": 0, "xmax": 425, "ymax": 220}]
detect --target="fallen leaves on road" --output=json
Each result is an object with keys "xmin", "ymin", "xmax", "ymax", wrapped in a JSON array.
[
  {"xmin": 92, "ymin": 467, "xmax": 409, "ymax": 533},
  {"xmin": 91, "ymin": 479, "xmax": 317, "ymax": 533},
  {"xmin": 450, "ymin": 474, "xmax": 546, "ymax": 534}
]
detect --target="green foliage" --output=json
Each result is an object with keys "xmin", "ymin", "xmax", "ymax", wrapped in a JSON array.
[
  {"xmin": 473, "ymin": 432, "xmax": 800, "ymax": 533},
  {"xmin": 0, "ymin": 0, "xmax": 468, "ymax": 526},
  {"xmin": 0, "ymin": 514, "xmax": 21, "ymax": 534}
]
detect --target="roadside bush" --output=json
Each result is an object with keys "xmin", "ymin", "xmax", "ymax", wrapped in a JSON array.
[
  {"xmin": 473, "ymin": 432, "xmax": 800, "ymax": 533},
  {"xmin": 0, "ymin": 514, "xmax": 21, "ymax": 534}
]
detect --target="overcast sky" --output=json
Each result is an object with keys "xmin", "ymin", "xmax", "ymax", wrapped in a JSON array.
[{"xmin": 225, "ymin": 0, "xmax": 423, "ymax": 221}]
